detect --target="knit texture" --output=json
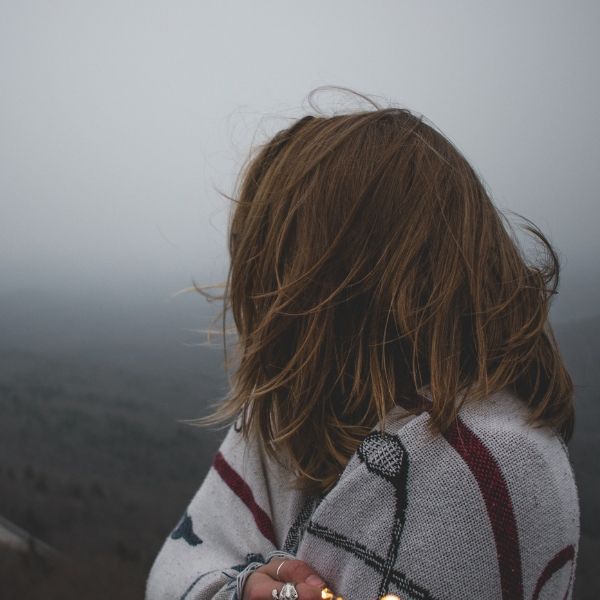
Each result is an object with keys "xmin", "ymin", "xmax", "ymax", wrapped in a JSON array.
[{"xmin": 145, "ymin": 388, "xmax": 580, "ymax": 600}]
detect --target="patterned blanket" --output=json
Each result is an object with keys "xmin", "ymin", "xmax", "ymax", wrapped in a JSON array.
[{"xmin": 145, "ymin": 388, "xmax": 580, "ymax": 600}]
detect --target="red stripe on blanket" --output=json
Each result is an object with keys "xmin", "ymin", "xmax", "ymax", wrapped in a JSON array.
[
  {"xmin": 212, "ymin": 450, "xmax": 277, "ymax": 547},
  {"xmin": 532, "ymin": 544, "xmax": 575, "ymax": 600},
  {"xmin": 443, "ymin": 417, "xmax": 524, "ymax": 600}
]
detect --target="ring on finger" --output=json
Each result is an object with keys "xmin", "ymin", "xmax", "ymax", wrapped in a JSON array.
[
  {"xmin": 272, "ymin": 582, "xmax": 299, "ymax": 600},
  {"xmin": 276, "ymin": 559, "xmax": 288, "ymax": 579}
]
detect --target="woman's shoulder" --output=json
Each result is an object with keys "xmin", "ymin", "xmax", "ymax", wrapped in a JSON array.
[
  {"xmin": 389, "ymin": 388, "xmax": 580, "ymax": 585},
  {"xmin": 338, "ymin": 388, "xmax": 578, "ymax": 504},
  {"xmin": 388, "ymin": 388, "xmax": 579, "ymax": 515},
  {"xmin": 446, "ymin": 388, "xmax": 578, "ymax": 508},
  {"xmin": 387, "ymin": 387, "xmax": 574, "ymax": 468},
  {"xmin": 298, "ymin": 389, "xmax": 580, "ymax": 599}
]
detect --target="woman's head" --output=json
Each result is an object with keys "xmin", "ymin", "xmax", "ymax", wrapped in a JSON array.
[{"xmin": 193, "ymin": 91, "xmax": 574, "ymax": 495}]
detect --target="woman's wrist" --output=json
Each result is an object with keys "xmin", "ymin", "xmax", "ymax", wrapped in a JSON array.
[{"xmin": 235, "ymin": 549, "xmax": 297, "ymax": 599}]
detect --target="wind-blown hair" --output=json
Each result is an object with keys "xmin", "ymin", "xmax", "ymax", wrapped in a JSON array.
[{"xmin": 189, "ymin": 92, "xmax": 574, "ymax": 496}]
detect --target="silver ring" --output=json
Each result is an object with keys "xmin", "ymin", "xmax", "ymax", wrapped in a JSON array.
[
  {"xmin": 272, "ymin": 582, "xmax": 299, "ymax": 600},
  {"xmin": 276, "ymin": 559, "xmax": 288, "ymax": 579}
]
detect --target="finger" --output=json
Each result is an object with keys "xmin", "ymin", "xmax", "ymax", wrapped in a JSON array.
[
  {"xmin": 262, "ymin": 558, "xmax": 327, "ymax": 589},
  {"xmin": 245, "ymin": 572, "xmax": 323, "ymax": 600}
]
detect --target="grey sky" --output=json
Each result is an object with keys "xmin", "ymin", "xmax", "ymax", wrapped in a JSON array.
[{"xmin": 1, "ymin": 1, "xmax": 598, "ymax": 322}]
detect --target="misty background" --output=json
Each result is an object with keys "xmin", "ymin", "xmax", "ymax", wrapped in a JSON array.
[{"xmin": 0, "ymin": 1, "xmax": 598, "ymax": 599}]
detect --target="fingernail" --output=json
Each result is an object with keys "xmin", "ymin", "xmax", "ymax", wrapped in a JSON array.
[{"xmin": 306, "ymin": 574, "xmax": 326, "ymax": 587}]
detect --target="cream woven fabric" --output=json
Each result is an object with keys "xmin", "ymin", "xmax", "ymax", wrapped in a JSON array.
[{"xmin": 146, "ymin": 388, "xmax": 580, "ymax": 600}]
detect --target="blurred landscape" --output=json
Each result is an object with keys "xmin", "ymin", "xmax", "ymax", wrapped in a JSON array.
[
  {"xmin": 1, "ymin": 1, "xmax": 598, "ymax": 598},
  {"xmin": 0, "ymin": 288, "xmax": 597, "ymax": 599},
  {"xmin": 0, "ymin": 289, "xmax": 228, "ymax": 599}
]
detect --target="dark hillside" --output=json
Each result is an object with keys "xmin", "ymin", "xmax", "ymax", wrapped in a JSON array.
[
  {"xmin": 554, "ymin": 315, "xmax": 600, "ymax": 600},
  {"xmin": 0, "ymin": 292, "xmax": 597, "ymax": 598}
]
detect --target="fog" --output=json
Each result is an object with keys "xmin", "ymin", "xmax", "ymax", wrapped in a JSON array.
[
  {"xmin": 1, "ymin": 2, "xmax": 599, "ymax": 598},
  {"xmin": 0, "ymin": 1, "xmax": 598, "ymax": 323}
]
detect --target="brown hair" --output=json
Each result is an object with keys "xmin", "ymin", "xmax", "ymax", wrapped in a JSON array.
[{"xmin": 188, "ymin": 88, "xmax": 574, "ymax": 496}]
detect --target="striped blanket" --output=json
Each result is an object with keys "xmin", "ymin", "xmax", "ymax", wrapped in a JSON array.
[{"xmin": 145, "ymin": 388, "xmax": 580, "ymax": 600}]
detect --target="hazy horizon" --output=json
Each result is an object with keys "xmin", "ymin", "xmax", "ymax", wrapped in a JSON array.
[{"xmin": 1, "ymin": 1, "xmax": 599, "ymax": 327}]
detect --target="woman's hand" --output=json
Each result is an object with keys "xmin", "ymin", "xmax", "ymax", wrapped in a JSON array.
[{"xmin": 242, "ymin": 557, "xmax": 328, "ymax": 600}]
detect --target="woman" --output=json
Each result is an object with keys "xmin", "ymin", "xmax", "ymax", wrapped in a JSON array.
[{"xmin": 145, "ymin": 90, "xmax": 580, "ymax": 600}]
